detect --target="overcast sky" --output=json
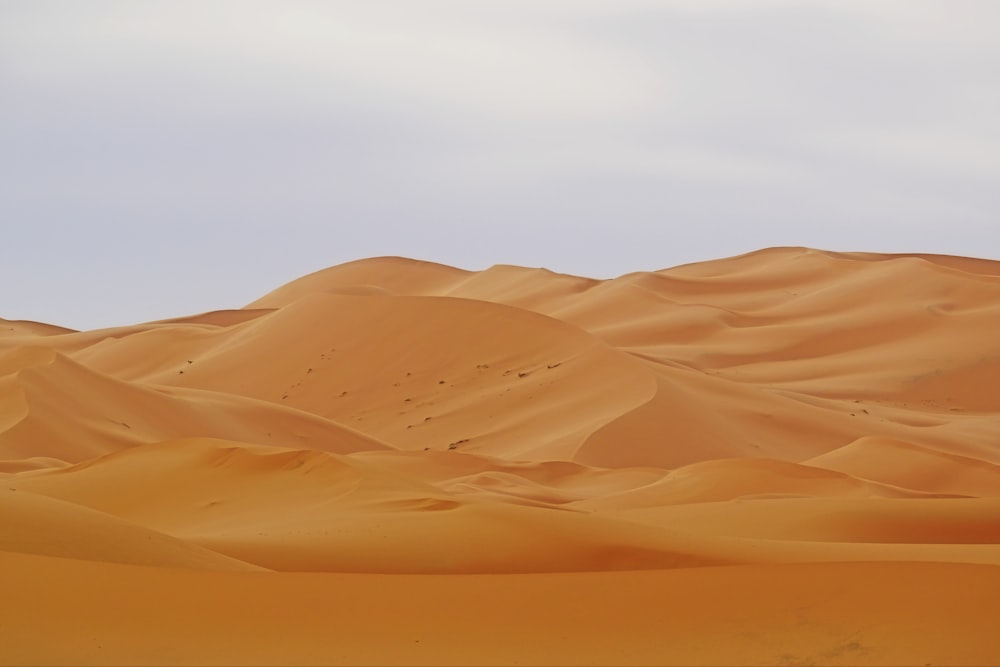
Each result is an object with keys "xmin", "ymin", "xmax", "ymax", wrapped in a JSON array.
[{"xmin": 3, "ymin": 0, "xmax": 998, "ymax": 330}]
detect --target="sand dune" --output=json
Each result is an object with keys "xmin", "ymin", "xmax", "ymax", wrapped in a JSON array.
[
  {"xmin": 0, "ymin": 488, "xmax": 263, "ymax": 571},
  {"xmin": 0, "ymin": 317, "xmax": 77, "ymax": 337},
  {"xmin": 806, "ymin": 435, "xmax": 1000, "ymax": 496},
  {"xmin": 245, "ymin": 256, "xmax": 472, "ymax": 308},
  {"xmin": 0, "ymin": 350, "xmax": 387, "ymax": 463},
  {"xmin": 106, "ymin": 293, "xmax": 657, "ymax": 461},
  {"xmin": 10, "ymin": 437, "xmax": 735, "ymax": 573},
  {"xmin": 3, "ymin": 246, "xmax": 1000, "ymax": 665}
]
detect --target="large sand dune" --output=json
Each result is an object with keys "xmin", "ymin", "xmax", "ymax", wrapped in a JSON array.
[{"xmin": 2, "ymin": 246, "xmax": 999, "ymax": 665}]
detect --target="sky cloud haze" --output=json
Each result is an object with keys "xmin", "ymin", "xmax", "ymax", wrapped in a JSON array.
[{"xmin": 2, "ymin": 1, "xmax": 998, "ymax": 329}]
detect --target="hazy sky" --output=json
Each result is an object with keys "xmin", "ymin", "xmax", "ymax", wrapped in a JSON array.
[{"xmin": 3, "ymin": 1, "xmax": 998, "ymax": 330}]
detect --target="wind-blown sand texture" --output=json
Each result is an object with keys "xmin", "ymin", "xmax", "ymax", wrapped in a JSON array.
[{"xmin": 2, "ymin": 247, "xmax": 999, "ymax": 666}]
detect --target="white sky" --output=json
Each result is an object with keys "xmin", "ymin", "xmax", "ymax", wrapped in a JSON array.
[{"xmin": 2, "ymin": 0, "xmax": 998, "ymax": 330}]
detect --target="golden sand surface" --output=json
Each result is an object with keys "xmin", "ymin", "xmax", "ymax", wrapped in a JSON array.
[{"xmin": 2, "ymin": 247, "xmax": 999, "ymax": 665}]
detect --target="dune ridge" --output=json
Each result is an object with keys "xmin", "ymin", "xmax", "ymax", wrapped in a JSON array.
[{"xmin": 2, "ymin": 246, "xmax": 999, "ymax": 665}]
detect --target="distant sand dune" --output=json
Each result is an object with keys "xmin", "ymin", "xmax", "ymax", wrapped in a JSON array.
[{"xmin": 2, "ymin": 247, "xmax": 999, "ymax": 665}]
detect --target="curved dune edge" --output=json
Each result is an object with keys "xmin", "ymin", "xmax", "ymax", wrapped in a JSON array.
[{"xmin": 2, "ymin": 247, "xmax": 1000, "ymax": 663}]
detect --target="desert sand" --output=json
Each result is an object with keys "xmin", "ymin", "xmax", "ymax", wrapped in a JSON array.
[{"xmin": 2, "ymin": 246, "xmax": 999, "ymax": 665}]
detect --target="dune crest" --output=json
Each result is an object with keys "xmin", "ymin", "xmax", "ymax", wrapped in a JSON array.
[{"xmin": 3, "ymin": 247, "xmax": 999, "ymax": 665}]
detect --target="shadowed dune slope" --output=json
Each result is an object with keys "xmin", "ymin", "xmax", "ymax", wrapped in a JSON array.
[{"xmin": 2, "ymin": 247, "xmax": 1000, "ymax": 665}]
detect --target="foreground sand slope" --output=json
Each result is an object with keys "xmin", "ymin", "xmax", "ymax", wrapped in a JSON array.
[{"xmin": 2, "ymin": 246, "xmax": 1000, "ymax": 665}]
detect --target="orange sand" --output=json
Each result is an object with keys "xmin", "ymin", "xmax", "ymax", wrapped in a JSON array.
[{"xmin": 2, "ymin": 246, "xmax": 999, "ymax": 665}]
